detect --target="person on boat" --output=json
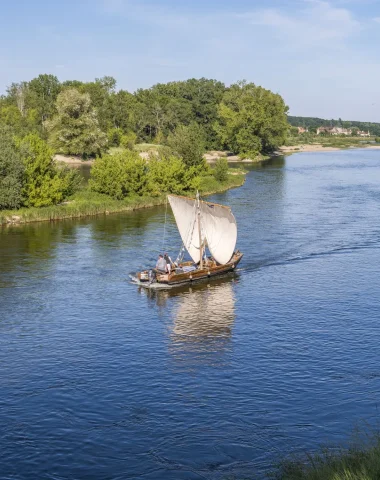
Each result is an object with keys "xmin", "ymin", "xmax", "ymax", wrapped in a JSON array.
[
  {"xmin": 164, "ymin": 253, "xmax": 173, "ymax": 274},
  {"xmin": 155, "ymin": 254, "xmax": 167, "ymax": 273}
]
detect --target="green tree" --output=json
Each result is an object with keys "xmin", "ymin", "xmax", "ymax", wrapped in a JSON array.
[
  {"xmin": 28, "ymin": 74, "xmax": 61, "ymax": 123},
  {"xmin": 215, "ymin": 81, "xmax": 289, "ymax": 157},
  {"xmin": 0, "ymin": 127, "xmax": 25, "ymax": 209},
  {"xmin": 20, "ymin": 134, "xmax": 80, "ymax": 207},
  {"xmin": 146, "ymin": 153, "xmax": 198, "ymax": 196},
  {"xmin": 45, "ymin": 89, "xmax": 107, "ymax": 157},
  {"xmin": 167, "ymin": 123, "xmax": 206, "ymax": 169},
  {"xmin": 89, "ymin": 150, "xmax": 147, "ymax": 199},
  {"xmin": 213, "ymin": 157, "xmax": 229, "ymax": 182},
  {"xmin": 120, "ymin": 131, "xmax": 137, "ymax": 150}
]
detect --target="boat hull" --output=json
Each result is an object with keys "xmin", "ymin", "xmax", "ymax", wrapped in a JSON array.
[{"xmin": 132, "ymin": 252, "xmax": 243, "ymax": 289}]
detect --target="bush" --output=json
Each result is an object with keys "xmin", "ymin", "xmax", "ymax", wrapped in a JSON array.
[
  {"xmin": 120, "ymin": 131, "xmax": 137, "ymax": 150},
  {"xmin": 146, "ymin": 153, "xmax": 200, "ymax": 196},
  {"xmin": 375, "ymin": 137, "xmax": 380, "ymax": 143},
  {"xmin": 20, "ymin": 134, "xmax": 80, "ymax": 207},
  {"xmin": 0, "ymin": 127, "xmax": 25, "ymax": 209},
  {"xmin": 213, "ymin": 157, "xmax": 228, "ymax": 182},
  {"xmin": 89, "ymin": 150, "xmax": 148, "ymax": 199},
  {"xmin": 107, "ymin": 128, "xmax": 123, "ymax": 147}
]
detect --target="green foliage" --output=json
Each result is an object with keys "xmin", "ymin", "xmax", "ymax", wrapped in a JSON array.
[
  {"xmin": 274, "ymin": 438, "xmax": 380, "ymax": 480},
  {"xmin": 28, "ymin": 74, "xmax": 61, "ymax": 122},
  {"xmin": 107, "ymin": 127, "xmax": 123, "ymax": 147},
  {"xmin": 45, "ymin": 88, "xmax": 107, "ymax": 157},
  {"xmin": 89, "ymin": 150, "xmax": 148, "ymax": 199},
  {"xmin": 375, "ymin": 137, "xmax": 380, "ymax": 143},
  {"xmin": 0, "ymin": 127, "xmax": 25, "ymax": 209},
  {"xmin": 167, "ymin": 123, "xmax": 206, "ymax": 169},
  {"xmin": 213, "ymin": 157, "xmax": 229, "ymax": 182},
  {"xmin": 120, "ymin": 131, "xmax": 137, "ymax": 150},
  {"xmin": 290, "ymin": 126, "xmax": 299, "ymax": 136},
  {"xmin": 20, "ymin": 134, "xmax": 80, "ymax": 207},
  {"xmin": 288, "ymin": 115, "xmax": 380, "ymax": 136},
  {"xmin": 215, "ymin": 80, "xmax": 289, "ymax": 157},
  {"xmin": 146, "ymin": 153, "xmax": 200, "ymax": 196}
]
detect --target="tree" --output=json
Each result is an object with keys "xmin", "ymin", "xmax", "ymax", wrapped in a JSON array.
[
  {"xmin": 167, "ymin": 123, "xmax": 206, "ymax": 169},
  {"xmin": 213, "ymin": 158, "xmax": 228, "ymax": 182},
  {"xmin": 20, "ymin": 134, "xmax": 80, "ymax": 207},
  {"xmin": 0, "ymin": 127, "xmax": 25, "ymax": 209},
  {"xmin": 146, "ymin": 153, "xmax": 198, "ymax": 196},
  {"xmin": 45, "ymin": 89, "xmax": 107, "ymax": 157},
  {"xmin": 89, "ymin": 150, "xmax": 148, "ymax": 199},
  {"xmin": 215, "ymin": 81, "xmax": 289, "ymax": 157},
  {"xmin": 28, "ymin": 74, "xmax": 61, "ymax": 123}
]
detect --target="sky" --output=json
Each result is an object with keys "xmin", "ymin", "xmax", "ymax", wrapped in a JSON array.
[{"xmin": 1, "ymin": 0, "xmax": 380, "ymax": 121}]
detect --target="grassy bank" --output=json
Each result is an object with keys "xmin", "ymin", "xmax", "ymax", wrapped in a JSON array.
[
  {"xmin": 0, "ymin": 172, "xmax": 245, "ymax": 226},
  {"xmin": 274, "ymin": 437, "xmax": 380, "ymax": 480}
]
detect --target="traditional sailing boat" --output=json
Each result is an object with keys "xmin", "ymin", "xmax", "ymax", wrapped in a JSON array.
[{"xmin": 132, "ymin": 192, "xmax": 243, "ymax": 288}]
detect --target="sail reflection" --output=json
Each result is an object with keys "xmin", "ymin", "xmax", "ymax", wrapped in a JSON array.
[{"xmin": 167, "ymin": 278, "xmax": 237, "ymax": 365}]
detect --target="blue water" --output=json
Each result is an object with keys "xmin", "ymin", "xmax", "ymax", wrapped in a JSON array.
[{"xmin": 1, "ymin": 150, "xmax": 380, "ymax": 479}]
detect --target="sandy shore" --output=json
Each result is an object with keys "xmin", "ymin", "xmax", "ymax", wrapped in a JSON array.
[
  {"xmin": 54, "ymin": 154, "xmax": 93, "ymax": 165},
  {"xmin": 278, "ymin": 144, "xmax": 380, "ymax": 154}
]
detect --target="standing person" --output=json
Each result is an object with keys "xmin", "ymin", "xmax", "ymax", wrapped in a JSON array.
[
  {"xmin": 156, "ymin": 254, "xmax": 166, "ymax": 273},
  {"xmin": 164, "ymin": 253, "xmax": 173, "ymax": 274}
]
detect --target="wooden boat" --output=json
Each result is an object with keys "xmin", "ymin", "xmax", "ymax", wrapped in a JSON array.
[{"xmin": 131, "ymin": 192, "xmax": 243, "ymax": 288}]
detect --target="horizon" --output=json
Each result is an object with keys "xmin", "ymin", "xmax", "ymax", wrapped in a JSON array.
[{"xmin": 1, "ymin": 0, "xmax": 380, "ymax": 122}]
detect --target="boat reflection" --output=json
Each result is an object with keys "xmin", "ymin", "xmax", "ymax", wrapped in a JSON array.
[{"xmin": 140, "ymin": 276, "xmax": 238, "ymax": 365}]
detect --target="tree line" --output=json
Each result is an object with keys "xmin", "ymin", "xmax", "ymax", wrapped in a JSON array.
[
  {"xmin": 0, "ymin": 74, "xmax": 289, "ymax": 157},
  {"xmin": 0, "ymin": 74, "xmax": 289, "ymax": 210},
  {"xmin": 288, "ymin": 116, "xmax": 380, "ymax": 135}
]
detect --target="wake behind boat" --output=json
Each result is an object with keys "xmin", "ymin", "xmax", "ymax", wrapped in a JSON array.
[{"xmin": 131, "ymin": 192, "xmax": 243, "ymax": 289}]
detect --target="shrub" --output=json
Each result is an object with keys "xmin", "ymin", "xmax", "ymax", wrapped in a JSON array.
[
  {"xmin": 0, "ymin": 127, "xmax": 25, "ymax": 209},
  {"xmin": 120, "ymin": 131, "xmax": 137, "ymax": 150},
  {"xmin": 20, "ymin": 134, "xmax": 80, "ymax": 207},
  {"xmin": 146, "ymin": 153, "xmax": 199, "ymax": 196},
  {"xmin": 89, "ymin": 150, "xmax": 148, "ymax": 199},
  {"xmin": 107, "ymin": 128, "xmax": 123, "ymax": 147},
  {"xmin": 213, "ymin": 157, "xmax": 229, "ymax": 182},
  {"xmin": 375, "ymin": 137, "xmax": 380, "ymax": 143}
]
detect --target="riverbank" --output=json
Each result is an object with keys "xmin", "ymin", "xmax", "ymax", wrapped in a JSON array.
[
  {"xmin": 278, "ymin": 144, "xmax": 380, "ymax": 154},
  {"xmin": 275, "ymin": 436, "xmax": 380, "ymax": 479},
  {"xmin": 54, "ymin": 148, "xmax": 270, "ymax": 165},
  {"xmin": 0, "ymin": 173, "xmax": 245, "ymax": 226}
]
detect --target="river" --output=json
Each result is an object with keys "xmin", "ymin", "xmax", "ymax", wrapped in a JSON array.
[{"xmin": 1, "ymin": 150, "xmax": 380, "ymax": 479}]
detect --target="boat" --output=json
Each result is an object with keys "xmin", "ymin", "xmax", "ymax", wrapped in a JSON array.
[{"xmin": 131, "ymin": 192, "xmax": 243, "ymax": 288}]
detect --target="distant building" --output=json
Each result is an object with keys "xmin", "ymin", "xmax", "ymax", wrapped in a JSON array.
[
  {"xmin": 317, "ymin": 126, "xmax": 352, "ymax": 135},
  {"xmin": 297, "ymin": 127, "xmax": 308, "ymax": 134},
  {"xmin": 357, "ymin": 130, "xmax": 370, "ymax": 137}
]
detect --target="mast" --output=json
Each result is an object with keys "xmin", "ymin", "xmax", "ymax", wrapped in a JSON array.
[{"xmin": 196, "ymin": 191, "xmax": 203, "ymax": 269}]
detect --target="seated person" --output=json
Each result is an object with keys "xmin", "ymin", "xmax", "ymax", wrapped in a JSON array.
[
  {"xmin": 164, "ymin": 253, "xmax": 173, "ymax": 274},
  {"xmin": 155, "ymin": 254, "xmax": 167, "ymax": 273}
]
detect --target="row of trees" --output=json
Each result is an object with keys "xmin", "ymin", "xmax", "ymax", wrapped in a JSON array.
[
  {"xmin": 288, "ymin": 116, "xmax": 380, "ymax": 136},
  {"xmin": 0, "ymin": 74, "xmax": 289, "ymax": 158}
]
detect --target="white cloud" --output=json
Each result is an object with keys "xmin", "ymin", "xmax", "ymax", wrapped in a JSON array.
[{"xmin": 240, "ymin": 0, "xmax": 360, "ymax": 46}]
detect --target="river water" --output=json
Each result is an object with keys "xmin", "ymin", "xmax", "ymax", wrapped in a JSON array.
[{"xmin": 1, "ymin": 150, "xmax": 380, "ymax": 479}]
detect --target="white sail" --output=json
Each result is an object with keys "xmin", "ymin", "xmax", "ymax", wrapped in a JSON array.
[
  {"xmin": 200, "ymin": 200, "xmax": 237, "ymax": 264},
  {"xmin": 168, "ymin": 194, "xmax": 237, "ymax": 265},
  {"xmin": 167, "ymin": 195, "xmax": 203, "ymax": 263}
]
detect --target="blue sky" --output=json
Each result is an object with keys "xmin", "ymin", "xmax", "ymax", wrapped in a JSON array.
[{"xmin": 1, "ymin": 0, "xmax": 380, "ymax": 121}]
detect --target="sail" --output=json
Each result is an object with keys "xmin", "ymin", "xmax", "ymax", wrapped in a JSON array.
[
  {"xmin": 168, "ymin": 194, "xmax": 237, "ymax": 265},
  {"xmin": 200, "ymin": 200, "xmax": 237, "ymax": 264},
  {"xmin": 167, "ymin": 195, "xmax": 203, "ymax": 263}
]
